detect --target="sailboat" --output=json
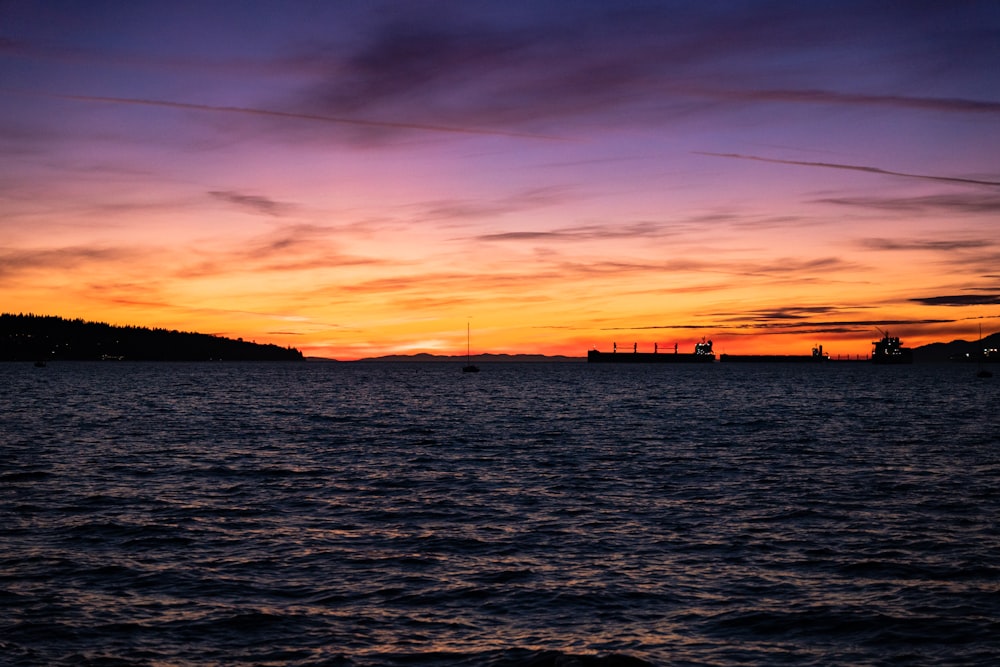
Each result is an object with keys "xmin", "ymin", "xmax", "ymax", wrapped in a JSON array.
[
  {"xmin": 463, "ymin": 322, "xmax": 479, "ymax": 373},
  {"xmin": 977, "ymin": 323, "xmax": 993, "ymax": 378}
]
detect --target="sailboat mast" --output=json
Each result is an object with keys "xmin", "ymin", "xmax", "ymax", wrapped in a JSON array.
[{"xmin": 461, "ymin": 319, "xmax": 480, "ymax": 372}]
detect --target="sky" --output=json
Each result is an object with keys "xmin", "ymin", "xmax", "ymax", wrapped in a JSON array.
[{"xmin": 2, "ymin": 0, "xmax": 999, "ymax": 359}]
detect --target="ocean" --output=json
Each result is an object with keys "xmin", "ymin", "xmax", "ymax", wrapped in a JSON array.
[{"xmin": 2, "ymin": 361, "xmax": 998, "ymax": 666}]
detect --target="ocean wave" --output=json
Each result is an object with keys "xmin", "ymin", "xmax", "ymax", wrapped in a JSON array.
[{"xmin": 2, "ymin": 362, "xmax": 998, "ymax": 666}]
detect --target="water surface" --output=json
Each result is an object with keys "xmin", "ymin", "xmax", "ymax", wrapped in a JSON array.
[{"xmin": 2, "ymin": 361, "xmax": 998, "ymax": 665}]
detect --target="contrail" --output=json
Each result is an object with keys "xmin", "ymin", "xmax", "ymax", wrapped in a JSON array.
[
  {"xmin": 18, "ymin": 91, "xmax": 565, "ymax": 141},
  {"xmin": 695, "ymin": 151, "xmax": 1000, "ymax": 187}
]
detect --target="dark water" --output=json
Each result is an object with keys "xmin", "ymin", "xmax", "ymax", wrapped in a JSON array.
[{"xmin": 2, "ymin": 361, "xmax": 998, "ymax": 666}]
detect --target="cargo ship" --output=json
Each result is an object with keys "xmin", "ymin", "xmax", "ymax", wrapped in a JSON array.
[
  {"xmin": 587, "ymin": 339, "xmax": 715, "ymax": 363},
  {"xmin": 720, "ymin": 345, "xmax": 830, "ymax": 363},
  {"xmin": 871, "ymin": 330, "xmax": 913, "ymax": 364}
]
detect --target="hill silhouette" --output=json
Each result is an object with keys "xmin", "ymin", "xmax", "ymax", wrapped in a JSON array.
[
  {"xmin": 913, "ymin": 330, "xmax": 1000, "ymax": 363},
  {"xmin": 357, "ymin": 352, "xmax": 582, "ymax": 363},
  {"xmin": 1, "ymin": 314, "xmax": 302, "ymax": 361}
]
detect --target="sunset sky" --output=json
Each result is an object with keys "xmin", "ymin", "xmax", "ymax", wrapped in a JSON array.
[{"xmin": 2, "ymin": 1, "xmax": 999, "ymax": 359}]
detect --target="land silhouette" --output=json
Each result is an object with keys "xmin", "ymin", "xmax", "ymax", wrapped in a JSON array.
[
  {"xmin": 3, "ymin": 313, "xmax": 997, "ymax": 363},
  {"xmin": 1, "ymin": 314, "xmax": 302, "ymax": 361},
  {"xmin": 359, "ymin": 332, "xmax": 1000, "ymax": 364}
]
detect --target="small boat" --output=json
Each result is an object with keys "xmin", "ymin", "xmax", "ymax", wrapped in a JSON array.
[
  {"xmin": 462, "ymin": 322, "xmax": 479, "ymax": 373},
  {"xmin": 34, "ymin": 359, "xmax": 47, "ymax": 368}
]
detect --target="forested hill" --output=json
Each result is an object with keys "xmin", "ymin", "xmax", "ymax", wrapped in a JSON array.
[{"xmin": 1, "ymin": 314, "xmax": 303, "ymax": 361}]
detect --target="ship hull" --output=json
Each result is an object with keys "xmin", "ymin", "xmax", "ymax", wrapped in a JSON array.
[
  {"xmin": 871, "ymin": 351, "xmax": 913, "ymax": 365},
  {"xmin": 587, "ymin": 350, "xmax": 714, "ymax": 363},
  {"xmin": 720, "ymin": 354, "xmax": 828, "ymax": 363}
]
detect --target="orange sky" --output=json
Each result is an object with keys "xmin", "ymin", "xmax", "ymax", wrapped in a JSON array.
[{"xmin": 2, "ymin": 3, "xmax": 999, "ymax": 359}]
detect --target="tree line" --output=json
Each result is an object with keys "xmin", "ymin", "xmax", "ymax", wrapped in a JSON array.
[{"xmin": 0, "ymin": 314, "xmax": 303, "ymax": 361}]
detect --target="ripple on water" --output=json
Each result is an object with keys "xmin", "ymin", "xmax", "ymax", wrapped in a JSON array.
[{"xmin": 1, "ymin": 361, "xmax": 998, "ymax": 665}]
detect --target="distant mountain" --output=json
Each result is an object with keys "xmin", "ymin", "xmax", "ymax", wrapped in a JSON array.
[
  {"xmin": 357, "ymin": 352, "xmax": 584, "ymax": 363},
  {"xmin": 913, "ymin": 331, "xmax": 1000, "ymax": 363},
  {"xmin": 1, "ymin": 313, "xmax": 303, "ymax": 361}
]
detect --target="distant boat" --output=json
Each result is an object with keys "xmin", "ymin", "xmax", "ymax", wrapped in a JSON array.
[
  {"xmin": 34, "ymin": 359, "xmax": 46, "ymax": 368},
  {"xmin": 871, "ymin": 329, "xmax": 913, "ymax": 364},
  {"xmin": 977, "ymin": 324, "xmax": 993, "ymax": 378},
  {"xmin": 462, "ymin": 322, "xmax": 479, "ymax": 373}
]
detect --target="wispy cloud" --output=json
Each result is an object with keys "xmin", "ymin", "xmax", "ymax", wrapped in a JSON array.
[
  {"xmin": 472, "ymin": 209, "xmax": 806, "ymax": 244},
  {"xmin": 477, "ymin": 221, "xmax": 680, "ymax": 243},
  {"xmin": 858, "ymin": 238, "xmax": 992, "ymax": 252},
  {"xmin": 696, "ymin": 152, "xmax": 1000, "ymax": 188},
  {"xmin": 209, "ymin": 190, "xmax": 296, "ymax": 217},
  {"xmin": 593, "ymin": 299, "xmax": 966, "ymax": 336},
  {"xmin": 287, "ymin": 2, "xmax": 1000, "ymax": 135},
  {"xmin": 689, "ymin": 88, "xmax": 1000, "ymax": 115},
  {"xmin": 0, "ymin": 34, "xmax": 288, "ymax": 75},
  {"xmin": 600, "ymin": 318, "xmax": 955, "ymax": 334},
  {"xmin": 854, "ymin": 238, "xmax": 1000, "ymax": 278},
  {"xmin": 29, "ymin": 91, "xmax": 563, "ymax": 141},
  {"xmin": 0, "ymin": 245, "xmax": 139, "ymax": 277},
  {"xmin": 80, "ymin": 283, "xmax": 173, "ymax": 311},
  {"xmin": 175, "ymin": 224, "xmax": 382, "ymax": 279},
  {"xmin": 818, "ymin": 193, "xmax": 1000, "ymax": 214},
  {"xmin": 910, "ymin": 294, "xmax": 1000, "ymax": 306},
  {"xmin": 734, "ymin": 256, "xmax": 849, "ymax": 276},
  {"xmin": 741, "ymin": 306, "xmax": 860, "ymax": 320},
  {"xmin": 417, "ymin": 187, "xmax": 571, "ymax": 223},
  {"xmin": 9, "ymin": 3, "xmax": 997, "ymax": 146}
]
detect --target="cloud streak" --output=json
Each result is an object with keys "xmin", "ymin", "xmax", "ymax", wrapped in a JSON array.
[
  {"xmin": 0, "ymin": 245, "xmax": 140, "ymax": 278},
  {"xmin": 691, "ymin": 88, "xmax": 1000, "ymax": 115},
  {"xmin": 174, "ymin": 224, "xmax": 383, "ymax": 279},
  {"xmin": 25, "ymin": 91, "xmax": 565, "ymax": 141},
  {"xmin": 291, "ymin": 1, "xmax": 1000, "ymax": 135},
  {"xmin": 416, "ymin": 187, "xmax": 571, "ymax": 223},
  {"xmin": 910, "ymin": 294, "xmax": 1000, "ymax": 306},
  {"xmin": 818, "ymin": 193, "xmax": 1000, "ymax": 214},
  {"xmin": 858, "ymin": 238, "xmax": 992, "ymax": 252},
  {"xmin": 477, "ymin": 221, "xmax": 681, "ymax": 243},
  {"xmin": 209, "ymin": 190, "xmax": 296, "ymax": 217},
  {"xmin": 602, "ymin": 317, "xmax": 955, "ymax": 334},
  {"xmin": 696, "ymin": 152, "xmax": 1000, "ymax": 188}
]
